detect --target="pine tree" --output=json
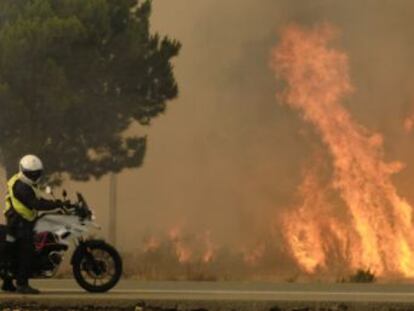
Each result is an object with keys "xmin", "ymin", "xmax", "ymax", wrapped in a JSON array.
[{"xmin": 0, "ymin": 0, "xmax": 180, "ymax": 182}]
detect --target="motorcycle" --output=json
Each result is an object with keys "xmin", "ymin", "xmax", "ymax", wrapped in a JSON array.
[{"xmin": 0, "ymin": 189, "xmax": 123, "ymax": 293}]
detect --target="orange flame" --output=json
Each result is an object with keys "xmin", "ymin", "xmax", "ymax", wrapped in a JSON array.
[
  {"xmin": 404, "ymin": 117, "xmax": 414, "ymax": 133},
  {"xmin": 143, "ymin": 236, "xmax": 161, "ymax": 252},
  {"xmin": 202, "ymin": 231, "xmax": 216, "ymax": 263},
  {"xmin": 282, "ymin": 158, "xmax": 361, "ymax": 274},
  {"xmin": 243, "ymin": 242, "xmax": 266, "ymax": 266},
  {"xmin": 167, "ymin": 225, "xmax": 193, "ymax": 263},
  {"xmin": 282, "ymin": 164, "xmax": 329, "ymax": 273},
  {"xmin": 165, "ymin": 226, "xmax": 218, "ymax": 264},
  {"xmin": 271, "ymin": 23, "xmax": 414, "ymax": 277}
]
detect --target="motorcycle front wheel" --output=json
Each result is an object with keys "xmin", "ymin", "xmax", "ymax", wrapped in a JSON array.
[{"xmin": 72, "ymin": 240, "xmax": 122, "ymax": 293}]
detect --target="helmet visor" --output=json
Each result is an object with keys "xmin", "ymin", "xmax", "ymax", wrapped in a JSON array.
[{"xmin": 23, "ymin": 169, "xmax": 43, "ymax": 182}]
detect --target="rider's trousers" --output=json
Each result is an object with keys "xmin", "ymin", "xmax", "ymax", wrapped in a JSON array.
[{"xmin": 5, "ymin": 211, "xmax": 34, "ymax": 287}]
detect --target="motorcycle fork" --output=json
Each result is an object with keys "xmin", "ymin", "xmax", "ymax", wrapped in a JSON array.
[{"xmin": 83, "ymin": 248, "xmax": 103, "ymax": 275}]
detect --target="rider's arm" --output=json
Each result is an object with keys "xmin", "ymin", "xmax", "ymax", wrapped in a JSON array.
[{"xmin": 13, "ymin": 180, "xmax": 59, "ymax": 211}]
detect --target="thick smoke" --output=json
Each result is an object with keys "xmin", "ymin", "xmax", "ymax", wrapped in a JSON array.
[
  {"xmin": 130, "ymin": 1, "xmax": 414, "ymax": 252},
  {"xmin": 3, "ymin": 0, "xmax": 413, "ymax": 279}
]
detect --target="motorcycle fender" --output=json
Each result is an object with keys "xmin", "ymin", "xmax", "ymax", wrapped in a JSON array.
[{"xmin": 70, "ymin": 239, "xmax": 108, "ymax": 266}]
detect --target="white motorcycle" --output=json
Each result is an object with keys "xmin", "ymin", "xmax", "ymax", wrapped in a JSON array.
[{"xmin": 0, "ymin": 190, "xmax": 123, "ymax": 293}]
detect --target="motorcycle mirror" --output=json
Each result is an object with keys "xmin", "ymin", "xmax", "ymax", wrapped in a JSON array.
[
  {"xmin": 62, "ymin": 189, "xmax": 67, "ymax": 198},
  {"xmin": 45, "ymin": 186, "xmax": 53, "ymax": 195}
]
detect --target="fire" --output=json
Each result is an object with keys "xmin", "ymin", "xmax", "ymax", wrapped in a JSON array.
[
  {"xmin": 404, "ymin": 116, "xmax": 414, "ymax": 133},
  {"xmin": 167, "ymin": 225, "xmax": 193, "ymax": 263},
  {"xmin": 168, "ymin": 225, "xmax": 182, "ymax": 241},
  {"xmin": 242, "ymin": 242, "xmax": 266, "ymax": 266},
  {"xmin": 202, "ymin": 231, "xmax": 216, "ymax": 263},
  {"xmin": 143, "ymin": 236, "xmax": 161, "ymax": 252},
  {"xmin": 282, "ymin": 159, "xmax": 362, "ymax": 274},
  {"xmin": 271, "ymin": 23, "xmax": 414, "ymax": 277},
  {"xmin": 143, "ymin": 226, "xmax": 218, "ymax": 265},
  {"xmin": 281, "ymin": 164, "xmax": 328, "ymax": 273}
]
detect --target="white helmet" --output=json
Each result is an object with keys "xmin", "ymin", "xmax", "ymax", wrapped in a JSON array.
[{"xmin": 19, "ymin": 154, "xmax": 44, "ymax": 183}]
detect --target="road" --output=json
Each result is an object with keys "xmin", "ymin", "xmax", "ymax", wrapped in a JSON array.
[{"xmin": 1, "ymin": 280, "xmax": 414, "ymax": 304}]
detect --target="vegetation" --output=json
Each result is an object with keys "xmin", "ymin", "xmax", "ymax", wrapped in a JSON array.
[
  {"xmin": 0, "ymin": 0, "xmax": 180, "ymax": 182},
  {"xmin": 348, "ymin": 268, "xmax": 376, "ymax": 283}
]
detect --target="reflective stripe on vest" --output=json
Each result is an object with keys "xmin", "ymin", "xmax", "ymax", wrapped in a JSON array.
[{"xmin": 4, "ymin": 173, "xmax": 39, "ymax": 221}]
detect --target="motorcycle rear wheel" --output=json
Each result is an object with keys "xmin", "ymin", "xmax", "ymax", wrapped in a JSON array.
[{"xmin": 72, "ymin": 241, "xmax": 122, "ymax": 293}]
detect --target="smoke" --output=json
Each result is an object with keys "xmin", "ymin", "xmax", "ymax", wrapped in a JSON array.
[{"xmin": 41, "ymin": 0, "xmax": 414, "ymax": 279}]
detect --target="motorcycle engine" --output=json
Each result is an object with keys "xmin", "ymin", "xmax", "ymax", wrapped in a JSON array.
[
  {"xmin": 49, "ymin": 251, "xmax": 63, "ymax": 266},
  {"xmin": 40, "ymin": 251, "xmax": 64, "ymax": 277}
]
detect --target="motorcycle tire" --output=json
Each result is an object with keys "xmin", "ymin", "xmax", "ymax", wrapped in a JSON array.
[{"xmin": 72, "ymin": 240, "xmax": 122, "ymax": 293}]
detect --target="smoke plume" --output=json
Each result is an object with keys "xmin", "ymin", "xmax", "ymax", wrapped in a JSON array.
[{"xmin": 15, "ymin": 1, "xmax": 414, "ymax": 280}]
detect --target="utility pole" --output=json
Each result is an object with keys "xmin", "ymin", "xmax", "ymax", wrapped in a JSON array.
[{"xmin": 108, "ymin": 172, "xmax": 117, "ymax": 246}]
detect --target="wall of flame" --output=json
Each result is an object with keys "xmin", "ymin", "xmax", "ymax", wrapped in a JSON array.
[{"xmin": 270, "ymin": 24, "xmax": 414, "ymax": 277}]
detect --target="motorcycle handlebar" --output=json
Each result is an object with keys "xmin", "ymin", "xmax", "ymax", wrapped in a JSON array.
[{"xmin": 59, "ymin": 200, "xmax": 92, "ymax": 220}]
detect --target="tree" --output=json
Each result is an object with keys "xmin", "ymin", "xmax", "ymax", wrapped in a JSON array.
[{"xmin": 0, "ymin": 0, "xmax": 181, "ymax": 182}]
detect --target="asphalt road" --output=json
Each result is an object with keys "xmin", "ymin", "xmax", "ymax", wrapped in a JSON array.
[{"xmin": 1, "ymin": 279, "xmax": 414, "ymax": 303}]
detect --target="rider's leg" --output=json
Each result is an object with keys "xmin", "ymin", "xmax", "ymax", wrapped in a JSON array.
[
  {"xmin": 15, "ymin": 222, "xmax": 39, "ymax": 294},
  {"xmin": 15, "ymin": 236, "xmax": 31, "ymax": 287},
  {"xmin": 1, "ymin": 276, "xmax": 16, "ymax": 292},
  {"xmin": 1, "ymin": 222, "xmax": 16, "ymax": 292}
]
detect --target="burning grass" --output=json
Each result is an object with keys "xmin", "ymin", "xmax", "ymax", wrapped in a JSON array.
[
  {"xmin": 120, "ymin": 232, "xmax": 373, "ymax": 282},
  {"xmin": 122, "ymin": 239, "xmax": 280, "ymax": 281},
  {"xmin": 270, "ymin": 23, "xmax": 414, "ymax": 278}
]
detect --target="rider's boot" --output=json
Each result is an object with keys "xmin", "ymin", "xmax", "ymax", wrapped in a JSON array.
[
  {"xmin": 16, "ymin": 284, "xmax": 40, "ymax": 294},
  {"xmin": 1, "ymin": 277, "xmax": 16, "ymax": 292}
]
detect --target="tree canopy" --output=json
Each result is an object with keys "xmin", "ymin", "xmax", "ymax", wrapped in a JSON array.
[{"xmin": 0, "ymin": 0, "xmax": 181, "ymax": 182}]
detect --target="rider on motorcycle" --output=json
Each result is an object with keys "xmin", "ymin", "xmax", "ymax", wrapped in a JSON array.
[{"xmin": 3, "ymin": 154, "xmax": 61, "ymax": 294}]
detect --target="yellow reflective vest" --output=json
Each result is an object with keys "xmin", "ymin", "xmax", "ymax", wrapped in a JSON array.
[{"xmin": 4, "ymin": 173, "xmax": 40, "ymax": 222}]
